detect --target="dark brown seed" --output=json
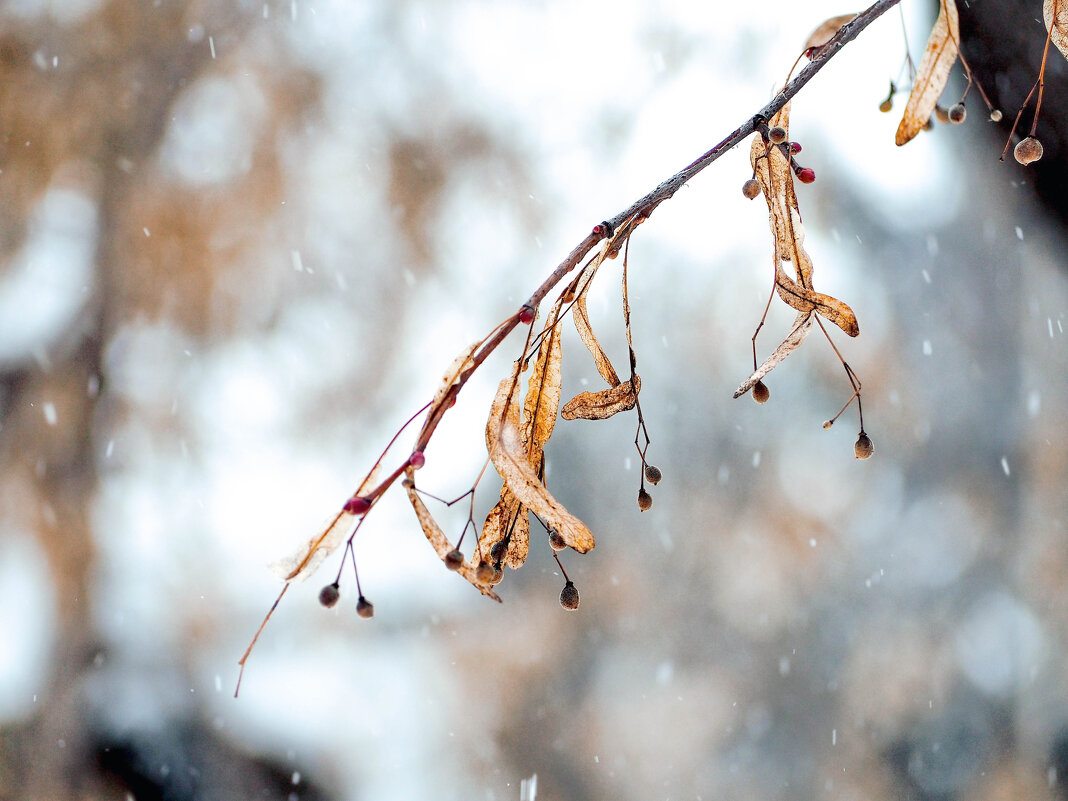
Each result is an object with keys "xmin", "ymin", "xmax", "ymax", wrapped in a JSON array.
[
  {"xmin": 637, "ymin": 488, "xmax": 653, "ymax": 511},
  {"xmin": 356, "ymin": 595, "xmax": 374, "ymax": 618},
  {"xmin": 752, "ymin": 380, "xmax": 770, "ymax": 404},
  {"xmin": 1014, "ymin": 136, "xmax": 1043, "ymax": 165},
  {"xmin": 768, "ymin": 126, "xmax": 787, "ymax": 144},
  {"xmin": 444, "ymin": 549, "xmax": 464, "ymax": 571},
  {"xmin": 559, "ymin": 580, "xmax": 580, "ymax": 610},
  {"xmin": 948, "ymin": 103, "xmax": 966, "ymax": 124},
  {"xmin": 318, "ymin": 582, "xmax": 340, "ymax": 608},
  {"xmin": 548, "ymin": 529, "xmax": 567, "ymax": 551}
]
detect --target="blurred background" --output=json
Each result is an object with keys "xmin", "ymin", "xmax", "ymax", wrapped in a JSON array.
[{"xmin": 2, "ymin": 1, "xmax": 1067, "ymax": 799}]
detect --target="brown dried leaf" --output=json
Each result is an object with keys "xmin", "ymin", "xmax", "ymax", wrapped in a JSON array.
[
  {"xmin": 774, "ymin": 260, "xmax": 859, "ymax": 337},
  {"xmin": 522, "ymin": 300, "xmax": 564, "ymax": 456},
  {"xmin": 405, "ymin": 468, "xmax": 502, "ymax": 601},
  {"xmin": 572, "ymin": 290, "xmax": 621, "ymax": 388},
  {"xmin": 804, "ymin": 13, "xmax": 857, "ymax": 54},
  {"xmin": 272, "ymin": 466, "xmax": 380, "ymax": 582},
  {"xmin": 1045, "ymin": 0, "xmax": 1068, "ymax": 63},
  {"xmin": 751, "ymin": 116, "xmax": 858, "ymax": 337},
  {"xmin": 733, "ymin": 312, "xmax": 816, "ymax": 397},
  {"xmin": 895, "ymin": 0, "xmax": 959, "ymax": 146},
  {"xmin": 561, "ymin": 375, "xmax": 641, "ymax": 421},
  {"xmin": 487, "ymin": 368, "xmax": 595, "ymax": 553},
  {"xmin": 478, "ymin": 487, "xmax": 530, "ymax": 570}
]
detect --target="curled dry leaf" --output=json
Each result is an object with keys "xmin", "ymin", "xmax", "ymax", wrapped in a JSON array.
[
  {"xmin": 573, "ymin": 289, "xmax": 621, "ymax": 388},
  {"xmin": 734, "ymin": 313, "xmax": 816, "ymax": 397},
  {"xmin": 272, "ymin": 466, "xmax": 381, "ymax": 582},
  {"xmin": 895, "ymin": 0, "xmax": 959, "ymax": 146},
  {"xmin": 750, "ymin": 106, "xmax": 859, "ymax": 338},
  {"xmin": 522, "ymin": 300, "xmax": 564, "ymax": 456},
  {"xmin": 405, "ymin": 468, "xmax": 501, "ymax": 602},
  {"xmin": 562, "ymin": 374, "xmax": 641, "ymax": 420},
  {"xmin": 487, "ymin": 366, "xmax": 595, "ymax": 553},
  {"xmin": 804, "ymin": 13, "xmax": 857, "ymax": 55},
  {"xmin": 478, "ymin": 488, "xmax": 530, "ymax": 571},
  {"xmin": 1045, "ymin": 0, "xmax": 1068, "ymax": 63}
]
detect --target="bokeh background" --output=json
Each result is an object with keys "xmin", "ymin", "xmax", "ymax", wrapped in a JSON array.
[{"xmin": 2, "ymin": 1, "xmax": 1067, "ymax": 800}]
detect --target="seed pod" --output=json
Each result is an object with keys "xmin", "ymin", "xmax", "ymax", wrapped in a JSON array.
[
  {"xmin": 752, "ymin": 380, "xmax": 770, "ymax": 404},
  {"xmin": 644, "ymin": 464, "xmax": 663, "ymax": 485},
  {"xmin": 488, "ymin": 565, "xmax": 504, "ymax": 585},
  {"xmin": 637, "ymin": 488, "xmax": 653, "ymax": 511},
  {"xmin": 935, "ymin": 105, "xmax": 950, "ymax": 124},
  {"xmin": 854, "ymin": 432, "xmax": 874, "ymax": 459},
  {"xmin": 1014, "ymin": 136, "xmax": 1043, "ymax": 165},
  {"xmin": 742, "ymin": 178, "xmax": 761, "ymax": 200},
  {"xmin": 548, "ymin": 529, "xmax": 567, "ymax": 551},
  {"xmin": 356, "ymin": 595, "xmax": 375, "ymax": 618},
  {"xmin": 444, "ymin": 549, "xmax": 464, "ymax": 571},
  {"xmin": 947, "ymin": 103, "xmax": 966, "ymax": 124},
  {"xmin": 559, "ymin": 580, "xmax": 580, "ymax": 610},
  {"xmin": 489, "ymin": 539, "xmax": 507, "ymax": 563},
  {"xmin": 409, "ymin": 451, "xmax": 426, "ymax": 469},
  {"xmin": 768, "ymin": 125, "xmax": 787, "ymax": 144},
  {"xmin": 989, "ymin": 109, "xmax": 1003, "ymax": 122},
  {"xmin": 879, "ymin": 98, "xmax": 893, "ymax": 113},
  {"xmin": 318, "ymin": 582, "xmax": 340, "ymax": 608},
  {"xmin": 476, "ymin": 562, "xmax": 496, "ymax": 583}
]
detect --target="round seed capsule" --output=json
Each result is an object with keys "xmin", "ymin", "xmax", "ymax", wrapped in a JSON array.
[
  {"xmin": 644, "ymin": 464, "xmax": 662, "ymax": 485},
  {"xmin": 318, "ymin": 582, "xmax": 340, "ymax": 608},
  {"xmin": 752, "ymin": 380, "xmax": 770, "ymax": 404},
  {"xmin": 768, "ymin": 126, "xmax": 787, "ymax": 144},
  {"xmin": 637, "ymin": 488, "xmax": 653, "ymax": 511},
  {"xmin": 854, "ymin": 432, "xmax": 874, "ymax": 459},
  {"xmin": 1014, "ymin": 136, "xmax": 1043, "ymax": 165},
  {"xmin": 444, "ymin": 549, "xmax": 464, "ymax": 571},
  {"xmin": 742, "ymin": 178, "xmax": 761, "ymax": 200},
  {"xmin": 879, "ymin": 98, "xmax": 893, "ymax": 113},
  {"xmin": 356, "ymin": 595, "xmax": 375, "ymax": 618},
  {"xmin": 488, "ymin": 566, "xmax": 504, "ymax": 585},
  {"xmin": 476, "ymin": 562, "xmax": 496, "ymax": 583},
  {"xmin": 559, "ymin": 580, "xmax": 580, "ymax": 610},
  {"xmin": 548, "ymin": 529, "xmax": 567, "ymax": 551},
  {"xmin": 948, "ymin": 103, "xmax": 966, "ymax": 124},
  {"xmin": 989, "ymin": 109, "xmax": 1003, "ymax": 122},
  {"xmin": 489, "ymin": 540, "xmax": 507, "ymax": 563}
]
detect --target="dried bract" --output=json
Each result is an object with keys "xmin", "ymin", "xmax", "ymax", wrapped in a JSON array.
[
  {"xmin": 804, "ymin": 13, "xmax": 857, "ymax": 56},
  {"xmin": 896, "ymin": 0, "xmax": 959, "ymax": 146},
  {"xmin": 561, "ymin": 375, "xmax": 641, "ymax": 421},
  {"xmin": 1045, "ymin": 0, "xmax": 1068, "ymax": 63}
]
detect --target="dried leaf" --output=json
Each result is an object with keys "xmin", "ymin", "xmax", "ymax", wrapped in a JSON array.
[
  {"xmin": 405, "ymin": 469, "xmax": 501, "ymax": 601},
  {"xmin": 417, "ymin": 340, "xmax": 480, "ymax": 440},
  {"xmin": 478, "ymin": 487, "xmax": 530, "ymax": 570},
  {"xmin": 1045, "ymin": 0, "xmax": 1068, "ymax": 63},
  {"xmin": 487, "ymin": 368, "xmax": 595, "ymax": 553},
  {"xmin": 272, "ymin": 466, "xmax": 380, "ymax": 582},
  {"xmin": 522, "ymin": 300, "xmax": 564, "ymax": 456},
  {"xmin": 572, "ymin": 290, "xmax": 621, "ymax": 388},
  {"xmin": 895, "ymin": 0, "xmax": 959, "ymax": 146},
  {"xmin": 562, "ymin": 375, "xmax": 641, "ymax": 421},
  {"xmin": 733, "ymin": 312, "xmax": 816, "ymax": 397},
  {"xmin": 750, "ymin": 114, "xmax": 858, "ymax": 337},
  {"xmin": 774, "ymin": 259, "xmax": 859, "ymax": 337},
  {"xmin": 804, "ymin": 13, "xmax": 857, "ymax": 54}
]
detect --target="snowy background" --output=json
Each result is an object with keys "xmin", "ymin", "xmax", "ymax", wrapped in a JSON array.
[{"xmin": 1, "ymin": 1, "xmax": 1067, "ymax": 800}]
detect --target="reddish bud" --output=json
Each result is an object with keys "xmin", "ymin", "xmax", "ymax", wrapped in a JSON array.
[
  {"xmin": 795, "ymin": 167, "xmax": 815, "ymax": 184},
  {"xmin": 409, "ymin": 451, "xmax": 426, "ymax": 469},
  {"xmin": 343, "ymin": 495, "xmax": 372, "ymax": 516},
  {"xmin": 789, "ymin": 142, "xmax": 802, "ymax": 154},
  {"xmin": 518, "ymin": 304, "xmax": 536, "ymax": 325}
]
